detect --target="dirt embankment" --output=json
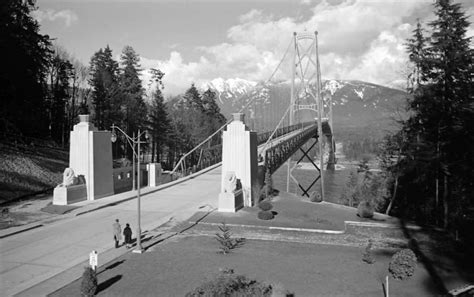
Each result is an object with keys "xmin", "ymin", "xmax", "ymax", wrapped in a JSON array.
[{"xmin": 0, "ymin": 142, "xmax": 68, "ymax": 204}]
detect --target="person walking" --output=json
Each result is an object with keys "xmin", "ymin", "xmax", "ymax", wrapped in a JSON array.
[
  {"xmin": 113, "ymin": 219, "xmax": 122, "ymax": 248},
  {"xmin": 123, "ymin": 223, "xmax": 132, "ymax": 248}
]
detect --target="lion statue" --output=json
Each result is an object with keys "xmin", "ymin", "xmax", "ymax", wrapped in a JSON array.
[
  {"xmin": 60, "ymin": 168, "xmax": 78, "ymax": 187},
  {"xmin": 223, "ymin": 171, "xmax": 238, "ymax": 193}
]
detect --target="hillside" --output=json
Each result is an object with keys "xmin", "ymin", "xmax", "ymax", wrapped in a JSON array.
[
  {"xmin": 202, "ymin": 79, "xmax": 409, "ymax": 140},
  {"xmin": 0, "ymin": 143, "xmax": 68, "ymax": 203}
]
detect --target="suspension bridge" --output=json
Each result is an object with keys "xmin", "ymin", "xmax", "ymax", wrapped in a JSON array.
[
  {"xmin": 1, "ymin": 31, "xmax": 338, "ymax": 296},
  {"xmin": 170, "ymin": 31, "xmax": 336, "ymax": 205}
]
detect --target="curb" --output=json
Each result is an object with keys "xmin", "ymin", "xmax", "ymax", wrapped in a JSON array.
[
  {"xmin": 0, "ymin": 224, "xmax": 43, "ymax": 239},
  {"xmin": 15, "ymin": 209, "xmax": 216, "ymax": 297},
  {"xmin": 189, "ymin": 221, "xmax": 345, "ymax": 234},
  {"xmin": 1, "ymin": 163, "xmax": 222, "ymax": 238}
]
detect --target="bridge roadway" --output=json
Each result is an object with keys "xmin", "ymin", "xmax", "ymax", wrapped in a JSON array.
[
  {"xmin": 0, "ymin": 166, "xmax": 222, "ymax": 297},
  {"xmin": 0, "ymin": 125, "xmax": 316, "ymax": 296}
]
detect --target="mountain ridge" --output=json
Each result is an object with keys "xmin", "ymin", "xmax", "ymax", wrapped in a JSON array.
[{"xmin": 198, "ymin": 78, "xmax": 409, "ymax": 139}]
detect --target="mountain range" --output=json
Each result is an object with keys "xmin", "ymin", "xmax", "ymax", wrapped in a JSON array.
[{"xmin": 200, "ymin": 78, "xmax": 409, "ymax": 141}]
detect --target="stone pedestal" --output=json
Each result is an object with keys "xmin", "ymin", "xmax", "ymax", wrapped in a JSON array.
[
  {"xmin": 221, "ymin": 113, "xmax": 258, "ymax": 207},
  {"xmin": 218, "ymin": 190, "xmax": 243, "ymax": 212},
  {"xmin": 147, "ymin": 163, "xmax": 162, "ymax": 187},
  {"xmin": 53, "ymin": 184, "xmax": 87, "ymax": 205},
  {"xmin": 68, "ymin": 115, "xmax": 113, "ymax": 201}
]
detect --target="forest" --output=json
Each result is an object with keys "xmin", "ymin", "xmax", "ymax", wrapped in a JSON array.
[{"xmin": 0, "ymin": 0, "xmax": 226, "ymax": 171}]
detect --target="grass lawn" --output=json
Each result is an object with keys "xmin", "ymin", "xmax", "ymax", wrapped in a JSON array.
[{"xmin": 50, "ymin": 235, "xmax": 445, "ymax": 297}]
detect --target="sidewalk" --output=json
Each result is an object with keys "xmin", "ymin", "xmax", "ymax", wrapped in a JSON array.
[{"xmin": 1, "ymin": 164, "xmax": 221, "ymax": 297}]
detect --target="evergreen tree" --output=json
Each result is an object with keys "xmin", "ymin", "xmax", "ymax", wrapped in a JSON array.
[
  {"xmin": 0, "ymin": 0, "xmax": 52, "ymax": 137},
  {"xmin": 183, "ymin": 83, "xmax": 204, "ymax": 112},
  {"xmin": 147, "ymin": 69, "xmax": 171, "ymax": 163},
  {"xmin": 46, "ymin": 46, "xmax": 73, "ymax": 145},
  {"xmin": 405, "ymin": 20, "xmax": 429, "ymax": 93},
  {"xmin": 120, "ymin": 46, "xmax": 147, "ymax": 139},
  {"xmin": 89, "ymin": 45, "xmax": 120, "ymax": 130},
  {"xmin": 393, "ymin": 0, "xmax": 473, "ymax": 229}
]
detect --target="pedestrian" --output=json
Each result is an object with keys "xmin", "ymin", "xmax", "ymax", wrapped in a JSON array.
[
  {"xmin": 123, "ymin": 223, "xmax": 132, "ymax": 248},
  {"xmin": 113, "ymin": 219, "xmax": 122, "ymax": 248}
]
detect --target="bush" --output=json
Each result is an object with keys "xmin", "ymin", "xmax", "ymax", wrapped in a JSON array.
[
  {"xmin": 357, "ymin": 201, "xmax": 374, "ymax": 218},
  {"xmin": 258, "ymin": 201, "xmax": 273, "ymax": 211},
  {"xmin": 185, "ymin": 269, "xmax": 272, "ymax": 297},
  {"xmin": 258, "ymin": 210, "xmax": 274, "ymax": 220},
  {"xmin": 388, "ymin": 249, "xmax": 417, "ymax": 280},
  {"xmin": 362, "ymin": 239, "xmax": 376, "ymax": 264},
  {"xmin": 80, "ymin": 266, "xmax": 97, "ymax": 297},
  {"xmin": 309, "ymin": 191, "xmax": 322, "ymax": 203},
  {"xmin": 215, "ymin": 222, "xmax": 245, "ymax": 254},
  {"xmin": 259, "ymin": 185, "xmax": 271, "ymax": 201}
]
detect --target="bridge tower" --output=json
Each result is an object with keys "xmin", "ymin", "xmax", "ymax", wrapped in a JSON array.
[{"xmin": 286, "ymin": 31, "xmax": 334, "ymax": 201}]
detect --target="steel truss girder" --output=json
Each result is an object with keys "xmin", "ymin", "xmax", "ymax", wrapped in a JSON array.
[
  {"xmin": 256, "ymin": 121, "xmax": 313, "ymax": 146},
  {"xmin": 264, "ymin": 124, "xmax": 318, "ymax": 174}
]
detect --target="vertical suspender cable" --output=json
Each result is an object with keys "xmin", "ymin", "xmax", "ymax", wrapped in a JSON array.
[
  {"xmin": 315, "ymin": 31, "xmax": 325, "ymax": 202},
  {"xmin": 287, "ymin": 32, "xmax": 297, "ymax": 193}
]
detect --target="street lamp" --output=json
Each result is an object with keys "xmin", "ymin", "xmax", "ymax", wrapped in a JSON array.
[{"xmin": 111, "ymin": 124, "xmax": 148, "ymax": 254}]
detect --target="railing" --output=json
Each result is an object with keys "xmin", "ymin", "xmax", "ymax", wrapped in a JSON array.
[
  {"xmin": 256, "ymin": 121, "xmax": 314, "ymax": 146},
  {"xmin": 264, "ymin": 124, "xmax": 318, "ymax": 174}
]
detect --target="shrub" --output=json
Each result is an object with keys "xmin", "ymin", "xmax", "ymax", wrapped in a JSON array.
[
  {"xmin": 258, "ymin": 201, "xmax": 273, "ymax": 211},
  {"xmin": 362, "ymin": 239, "xmax": 376, "ymax": 264},
  {"xmin": 357, "ymin": 201, "xmax": 374, "ymax": 218},
  {"xmin": 80, "ymin": 266, "xmax": 97, "ymax": 297},
  {"xmin": 264, "ymin": 170, "xmax": 273, "ymax": 195},
  {"xmin": 259, "ymin": 185, "xmax": 271, "ymax": 201},
  {"xmin": 388, "ymin": 249, "xmax": 417, "ymax": 280},
  {"xmin": 258, "ymin": 210, "xmax": 274, "ymax": 220},
  {"xmin": 309, "ymin": 191, "xmax": 322, "ymax": 203},
  {"xmin": 185, "ymin": 269, "xmax": 272, "ymax": 297},
  {"xmin": 215, "ymin": 222, "xmax": 245, "ymax": 254}
]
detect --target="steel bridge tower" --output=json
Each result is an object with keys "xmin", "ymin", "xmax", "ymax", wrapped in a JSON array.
[{"xmin": 286, "ymin": 31, "xmax": 332, "ymax": 201}]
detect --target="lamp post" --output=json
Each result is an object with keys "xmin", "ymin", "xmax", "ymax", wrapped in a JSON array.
[{"xmin": 111, "ymin": 124, "xmax": 147, "ymax": 253}]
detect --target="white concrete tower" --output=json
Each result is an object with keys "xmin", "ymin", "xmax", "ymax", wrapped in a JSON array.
[{"xmin": 220, "ymin": 113, "xmax": 258, "ymax": 208}]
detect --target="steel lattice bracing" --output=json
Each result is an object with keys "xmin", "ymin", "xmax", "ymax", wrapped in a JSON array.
[{"xmin": 263, "ymin": 124, "xmax": 318, "ymax": 174}]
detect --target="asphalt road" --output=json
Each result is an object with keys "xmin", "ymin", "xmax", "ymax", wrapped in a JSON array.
[{"xmin": 0, "ymin": 166, "xmax": 221, "ymax": 297}]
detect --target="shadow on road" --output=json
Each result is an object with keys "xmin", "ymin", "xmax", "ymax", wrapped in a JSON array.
[{"xmin": 399, "ymin": 219, "xmax": 474, "ymax": 295}]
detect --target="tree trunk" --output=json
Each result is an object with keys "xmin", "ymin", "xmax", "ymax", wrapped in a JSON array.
[
  {"xmin": 385, "ymin": 176, "xmax": 398, "ymax": 215},
  {"xmin": 443, "ymin": 174, "xmax": 449, "ymax": 229}
]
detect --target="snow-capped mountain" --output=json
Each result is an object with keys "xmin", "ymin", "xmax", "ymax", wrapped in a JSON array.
[
  {"xmin": 202, "ymin": 78, "xmax": 409, "ymax": 139},
  {"xmin": 201, "ymin": 78, "xmax": 257, "ymax": 105}
]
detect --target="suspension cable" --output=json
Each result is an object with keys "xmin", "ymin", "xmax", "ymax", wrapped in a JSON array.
[
  {"xmin": 258, "ymin": 103, "xmax": 292, "ymax": 155},
  {"xmin": 170, "ymin": 38, "xmax": 294, "ymax": 175}
]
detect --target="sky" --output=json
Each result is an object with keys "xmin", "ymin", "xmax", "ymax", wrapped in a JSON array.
[{"xmin": 35, "ymin": 0, "xmax": 474, "ymax": 96}]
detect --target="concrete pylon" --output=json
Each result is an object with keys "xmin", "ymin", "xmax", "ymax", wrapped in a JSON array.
[
  {"xmin": 69, "ymin": 115, "xmax": 114, "ymax": 200},
  {"xmin": 221, "ymin": 113, "xmax": 258, "ymax": 207}
]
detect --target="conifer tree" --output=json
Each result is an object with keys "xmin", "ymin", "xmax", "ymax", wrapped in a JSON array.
[
  {"xmin": 46, "ymin": 46, "xmax": 73, "ymax": 145},
  {"xmin": 0, "ymin": 0, "xmax": 51, "ymax": 137},
  {"xmin": 89, "ymin": 45, "xmax": 120, "ymax": 130},
  {"xmin": 393, "ymin": 0, "xmax": 473, "ymax": 229},
  {"xmin": 147, "ymin": 69, "xmax": 171, "ymax": 163},
  {"xmin": 120, "ymin": 46, "xmax": 147, "ymax": 139}
]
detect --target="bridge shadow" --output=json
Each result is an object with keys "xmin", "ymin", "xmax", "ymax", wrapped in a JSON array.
[
  {"xmin": 97, "ymin": 275, "xmax": 122, "ymax": 293},
  {"xmin": 399, "ymin": 219, "xmax": 474, "ymax": 295}
]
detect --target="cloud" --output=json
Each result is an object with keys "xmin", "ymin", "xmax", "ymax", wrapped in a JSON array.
[
  {"xmin": 33, "ymin": 9, "xmax": 78, "ymax": 27},
  {"xmin": 140, "ymin": 0, "xmax": 473, "ymax": 96}
]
